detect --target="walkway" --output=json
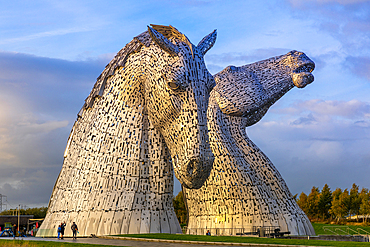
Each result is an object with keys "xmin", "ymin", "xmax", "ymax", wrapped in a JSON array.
[{"xmin": 0, "ymin": 236, "xmax": 320, "ymax": 247}]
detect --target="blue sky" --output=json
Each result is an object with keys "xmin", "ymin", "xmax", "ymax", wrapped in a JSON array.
[{"xmin": 0, "ymin": 0, "xmax": 369, "ymax": 208}]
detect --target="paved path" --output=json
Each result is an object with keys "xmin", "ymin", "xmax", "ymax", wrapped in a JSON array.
[{"xmin": 0, "ymin": 236, "xmax": 321, "ymax": 247}]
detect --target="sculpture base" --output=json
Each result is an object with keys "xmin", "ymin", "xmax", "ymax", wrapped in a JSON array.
[{"xmin": 37, "ymin": 209, "xmax": 182, "ymax": 237}]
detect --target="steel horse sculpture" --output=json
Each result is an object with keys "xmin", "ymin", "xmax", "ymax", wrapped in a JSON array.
[
  {"xmin": 38, "ymin": 25, "xmax": 316, "ymax": 237},
  {"xmin": 184, "ymin": 51, "xmax": 315, "ymax": 235},
  {"xmin": 38, "ymin": 25, "xmax": 215, "ymax": 237}
]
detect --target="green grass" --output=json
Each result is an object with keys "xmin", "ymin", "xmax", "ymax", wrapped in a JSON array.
[
  {"xmin": 2, "ymin": 224, "xmax": 370, "ymax": 247},
  {"xmin": 116, "ymin": 233, "xmax": 370, "ymax": 246},
  {"xmin": 312, "ymin": 222, "xmax": 370, "ymax": 235},
  {"xmin": 0, "ymin": 239, "xmax": 118, "ymax": 247}
]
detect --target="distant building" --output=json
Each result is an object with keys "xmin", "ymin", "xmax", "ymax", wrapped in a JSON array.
[{"xmin": 0, "ymin": 215, "xmax": 34, "ymax": 231}]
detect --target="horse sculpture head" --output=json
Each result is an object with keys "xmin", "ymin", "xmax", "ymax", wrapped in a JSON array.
[
  {"xmin": 39, "ymin": 26, "xmax": 217, "ymax": 236},
  {"xmin": 107, "ymin": 25, "xmax": 216, "ymax": 189},
  {"xmin": 145, "ymin": 25, "xmax": 216, "ymax": 189},
  {"xmin": 184, "ymin": 50, "xmax": 316, "ymax": 236},
  {"xmin": 212, "ymin": 50, "xmax": 315, "ymax": 127}
]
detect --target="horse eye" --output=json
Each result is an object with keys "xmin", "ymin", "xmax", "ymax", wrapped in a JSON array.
[{"xmin": 167, "ymin": 81, "xmax": 179, "ymax": 90}]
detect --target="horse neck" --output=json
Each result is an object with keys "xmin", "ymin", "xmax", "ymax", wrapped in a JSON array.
[
  {"xmin": 183, "ymin": 94, "xmax": 296, "ymax": 224},
  {"xmin": 48, "ymin": 59, "xmax": 175, "ymax": 214},
  {"xmin": 207, "ymin": 94, "xmax": 293, "ymax": 197},
  {"xmin": 207, "ymin": 96, "xmax": 248, "ymax": 155}
]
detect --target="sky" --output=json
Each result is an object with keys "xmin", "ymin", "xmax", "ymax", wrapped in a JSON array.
[{"xmin": 0, "ymin": 0, "xmax": 369, "ymax": 209}]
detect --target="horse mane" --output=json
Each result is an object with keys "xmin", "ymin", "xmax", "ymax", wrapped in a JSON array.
[{"xmin": 80, "ymin": 25, "xmax": 192, "ymax": 116}]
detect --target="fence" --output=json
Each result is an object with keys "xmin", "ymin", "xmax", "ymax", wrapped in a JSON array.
[
  {"xmin": 323, "ymin": 226, "xmax": 370, "ymax": 236},
  {"xmin": 184, "ymin": 226, "xmax": 281, "ymax": 237}
]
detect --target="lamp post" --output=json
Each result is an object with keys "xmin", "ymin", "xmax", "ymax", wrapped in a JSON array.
[{"xmin": 18, "ymin": 205, "xmax": 20, "ymax": 234}]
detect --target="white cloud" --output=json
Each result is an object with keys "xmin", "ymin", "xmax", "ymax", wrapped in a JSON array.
[
  {"xmin": 0, "ymin": 52, "xmax": 105, "ymax": 206},
  {"xmin": 0, "ymin": 109, "xmax": 69, "ymax": 167},
  {"xmin": 248, "ymin": 98, "xmax": 370, "ymax": 195},
  {"xmin": 289, "ymin": 0, "xmax": 370, "ymax": 7},
  {"xmin": 346, "ymin": 56, "xmax": 370, "ymax": 80},
  {"xmin": 16, "ymin": 120, "xmax": 69, "ymax": 135},
  {"xmin": 206, "ymin": 48, "xmax": 289, "ymax": 65},
  {"xmin": 0, "ymin": 26, "xmax": 99, "ymax": 46},
  {"xmin": 288, "ymin": 0, "xmax": 370, "ymax": 57},
  {"xmin": 276, "ymin": 99, "xmax": 370, "ymax": 119}
]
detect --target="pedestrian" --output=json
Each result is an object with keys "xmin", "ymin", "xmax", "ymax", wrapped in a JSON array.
[
  {"xmin": 12, "ymin": 224, "xmax": 16, "ymax": 239},
  {"xmin": 60, "ymin": 221, "xmax": 66, "ymax": 239},
  {"xmin": 71, "ymin": 222, "xmax": 78, "ymax": 239},
  {"xmin": 206, "ymin": 230, "xmax": 211, "ymax": 236},
  {"xmin": 57, "ymin": 224, "xmax": 61, "ymax": 240}
]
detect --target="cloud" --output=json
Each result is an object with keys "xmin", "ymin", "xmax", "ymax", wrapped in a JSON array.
[
  {"xmin": 205, "ymin": 48, "xmax": 291, "ymax": 74},
  {"xmin": 206, "ymin": 48, "xmax": 289, "ymax": 65},
  {"xmin": 299, "ymin": 99, "xmax": 370, "ymax": 118},
  {"xmin": 0, "ymin": 51, "xmax": 112, "ymax": 207},
  {"xmin": 288, "ymin": 0, "xmax": 370, "ymax": 7},
  {"xmin": 292, "ymin": 113, "xmax": 317, "ymax": 125},
  {"xmin": 276, "ymin": 99, "xmax": 370, "ymax": 119},
  {"xmin": 248, "ymin": 98, "xmax": 370, "ymax": 195},
  {"xmin": 289, "ymin": 0, "xmax": 370, "ymax": 52},
  {"xmin": 0, "ymin": 168, "xmax": 57, "ymax": 207},
  {"xmin": 0, "ymin": 51, "xmax": 110, "ymax": 116},
  {"xmin": 346, "ymin": 56, "xmax": 370, "ymax": 80},
  {"xmin": 0, "ymin": 26, "xmax": 99, "ymax": 46}
]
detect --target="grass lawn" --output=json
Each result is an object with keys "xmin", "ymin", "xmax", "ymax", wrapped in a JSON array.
[
  {"xmin": 0, "ymin": 239, "xmax": 118, "ymax": 247},
  {"xmin": 117, "ymin": 233, "xmax": 370, "ymax": 246},
  {"xmin": 312, "ymin": 222, "xmax": 370, "ymax": 235},
  {"xmin": 2, "ymin": 223, "xmax": 370, "ymax": 247}
]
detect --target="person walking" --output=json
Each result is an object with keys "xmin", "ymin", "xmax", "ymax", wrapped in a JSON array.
[
  {"xmin": 12, "ymin": 224, "xmax": 16, "ymax": 239},
  {"xmin": 57, "ymin": 224, "xmax": 61, "ymax": 240},
  {"xmin": 71, "ymin": 222, "xmax": 78, "ymax": 239},
  {"xmin": 60, "ymin": 221, "xmax": 66, "ymax": 239}
]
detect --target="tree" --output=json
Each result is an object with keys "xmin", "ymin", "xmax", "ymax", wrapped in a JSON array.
[
  {"xmin": 24, "ymin": 207, "xmax": 48, "ymax": 218},
  {"xmin": 173, "ymin": 191, "xmax": 187, "ymax": 225},
  {"xmin": 297, "ymin": 192, "xmax": 309, "ymax": 215},
  {"xmin": 349, "ymin": 183, "xmax": 361, "ymax": 220},
  {"xmin": 307, "ymin": 186, "xmax": 320, "ymax": 219},
  {"xmin": 0, "ymin": 207, "xmax": 47, "ymax": 218},
  {"xmin": 359, "ymin": 188, "xmax": 370, "ymax": 223},
  {"xmin": 318, "ymin": 184, "xmax": 332, "ymax": 220},
  {"xmin": 330, "ymin": 188, "xmax": 350, "ymax": 221}
]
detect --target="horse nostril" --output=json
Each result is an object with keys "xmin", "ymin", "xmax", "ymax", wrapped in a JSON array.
[
  {"xmin": 187, "ymin": 158, "xmax": 198, "ymax": 176},
  {"xmin": 187, "ymin": 160, "xmax": 195, "ymax": 175},
  {"xmin": 188, "ymin": 167, "xmax": 193, "ymax": 175}
]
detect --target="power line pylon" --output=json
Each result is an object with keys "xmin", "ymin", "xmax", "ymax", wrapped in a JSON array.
[{"xmin": 0, "ymin": 194, "xmax": 7, "ymax": 212}]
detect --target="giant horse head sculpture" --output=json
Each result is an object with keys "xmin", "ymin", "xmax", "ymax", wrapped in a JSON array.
[
  {"xmin": 38, "ymin": 25, "xmax": 216, "ymax": 237},
  {"xmin": 79, "ymin": 24, "xmax": 216, "ymax": 189},
  {"xmin": 212, "ymin": 50, "xmax": 315, "ymax": 127},
  {"xmin": 184, "ymin": 50, "xmax": 316, "ymax": 235},
  {"xmin": 144, "ymin": 25, "xmax": 216, "ymax": 188}
]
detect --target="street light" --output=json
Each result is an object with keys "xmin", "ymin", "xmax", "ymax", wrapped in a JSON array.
[{"xmin": 18, "ymin": 205, "xmax": 20, "ymax": 234}]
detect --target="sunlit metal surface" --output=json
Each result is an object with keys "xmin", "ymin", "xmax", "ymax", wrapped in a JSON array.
[
  {"xmin": 38, "ymin": 25, "xmax": 315, "ymax": 237},
  {"xmin": 184, "ymin": 51, "xmax": 315, "ymax": 236},
  {"xmin": 38, "ymin": 25, "xmax": 215, "ymax": 237}
]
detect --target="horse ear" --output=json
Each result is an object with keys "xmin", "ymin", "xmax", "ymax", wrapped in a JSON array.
[
  {"xmin": 148, "ymin": 26, "xmax": 179, "ymax": 56},
  {"xmin": 197, "ymin": 29, "xmax": 217, "ymax": 56}
]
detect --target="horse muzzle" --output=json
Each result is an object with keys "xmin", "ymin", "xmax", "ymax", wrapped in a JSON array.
[
  {"xmin": 291, "ymin": 56, "xmax": 315, "ymax": 88},
  {"xmin": 180, "ymin": 155, "xmax": 214, "ymax": 189}
]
